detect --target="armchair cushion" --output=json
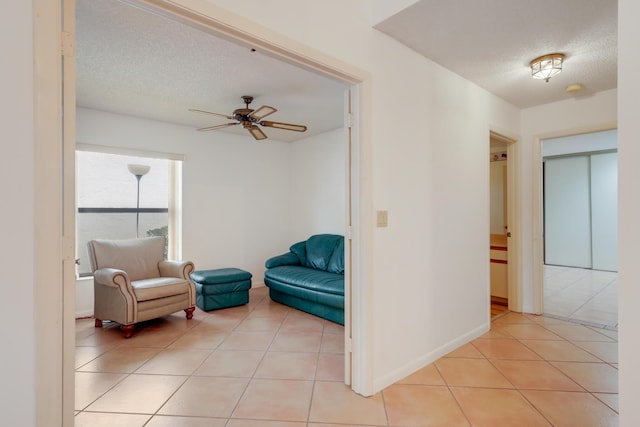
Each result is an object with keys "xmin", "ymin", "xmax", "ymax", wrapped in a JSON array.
[
  {"xmin": 132, "ymin": 277, "xmax": 191, "ymax": 301},
  {"xmin": 88, "ymin": 237, "xmax": 164, "ymax": 281}
]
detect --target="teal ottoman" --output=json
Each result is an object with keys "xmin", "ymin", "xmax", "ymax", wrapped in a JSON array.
[{"xmin": 190, "ymin": 268, "xmax": 252, "ymax": 311}]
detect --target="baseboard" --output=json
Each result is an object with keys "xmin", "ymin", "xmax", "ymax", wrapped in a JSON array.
[
  {"xmin": 373, "ymin": 321, "xmax": 490, "ymax": 393},
  {"xmin": 491, "ymin": 296, "xmax": 508, "ymax": 306},
  {"xmin": 75, "ymin": 310, "xmax": 94, "ymax": 319}
]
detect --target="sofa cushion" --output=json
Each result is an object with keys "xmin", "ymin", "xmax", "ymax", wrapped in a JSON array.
[
  {"xmin": 289, "ymin": 241, "xmax": 307, "ymax": 265},
  {"xmin": 265, "ymin": 252, "xmax": 300, "ymax": 269},
  {"xmin": 304, "ymin": 234, "xmax": 342, "ymax": 271},
  {"xmin": 265, "ymin": 265, "xmax": 344, "ymax": 296},
  {"xmin": 327, "ymin": 237, "xmax": 344, "ymax": 274}
]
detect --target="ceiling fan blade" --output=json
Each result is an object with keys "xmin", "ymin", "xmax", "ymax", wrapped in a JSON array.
[
  {"xmin": 189, "ymin": 109, "xmax": 234, "ymax": 120},
  {"xmin": 248, "ymin": 105, "xmax": 277, "ymax": 120},
  {"xmin": 247, "ymin": 124, "xmax": 268, "ymax": 140},
  {"xmin": 197, "ymin": 122, "xmax": 239, "ymax": 131},
  {"xmin": 260, "ymin": 120, "xmax": 307, "ymax": 132}
]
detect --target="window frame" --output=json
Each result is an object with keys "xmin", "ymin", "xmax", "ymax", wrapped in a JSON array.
[{"xmin": 75, "ymin": 143, "xmax": 184, "ymax": 276}]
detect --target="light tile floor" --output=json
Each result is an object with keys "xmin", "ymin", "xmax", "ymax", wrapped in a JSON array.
[
  {"xmin": 76, "ymin": 287, "xmax": 619, "ymax": 426},
  {"xmin": 544, "ymin": 265, "xmax": 618, "ymax": 329}
]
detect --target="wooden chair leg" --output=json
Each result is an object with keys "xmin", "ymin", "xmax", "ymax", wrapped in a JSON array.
[
  {"xmin": 185, "ymin": 307, "xmax": 195, "ymax": 320},
  {"xmin": 95, "ymin": 318, "xmax": 103, "ymax": 328},
  {"xmin": 120, "ymin": 324, "xmax": 135, "ymax": 338}
]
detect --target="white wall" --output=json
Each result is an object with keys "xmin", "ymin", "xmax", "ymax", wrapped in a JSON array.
[
  {"xmin": 76, "ymin": 107, "xmax": 291, "ymax": 283},
  {"xmin": 0, "ymin": 1, "xmax": 36, "ymax": 425},
  {"xmin": 289, "ymin": 128, "xmax": 346, "ymax": 242},
  {"xmin": 618, "ymin": 0, "xmax": 640, "ymax": 425},
  {"xmin": 200, "ymin": 0, "xmax": 521, "ymax": 391},
  {"xmin": 519, "ymin": 89, "xmax": 617, "ymax": 312}
]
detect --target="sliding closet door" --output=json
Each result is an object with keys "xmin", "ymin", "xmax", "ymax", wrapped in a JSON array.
[
  {"xmin": 591, "ymin": 152, "xmax": 618, "ymax": 271},
  {"xmin": 544, "ymin": 156, "xmax": 592, "ymax": 268}
]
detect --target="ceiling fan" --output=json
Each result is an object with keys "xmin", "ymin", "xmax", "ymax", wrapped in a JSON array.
[{"xmin": 189, "ymin": 95, "xmax": 308, "ymax": 140}]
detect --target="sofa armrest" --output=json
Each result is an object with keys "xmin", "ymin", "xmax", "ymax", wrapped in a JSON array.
[
  {"xmin": 93, "ymin": 267, "xmax": 134, "ymax": 294},
  {"xmin": 265, "ymin": 252, "xmax": 300, "ymax": 269},
  {"xmin": 159, "ymin": 260, "xmax": 195, "ymax": 280}
]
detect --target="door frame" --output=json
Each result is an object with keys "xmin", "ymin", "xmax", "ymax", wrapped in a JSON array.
[
  {"xmin": 119, "ymin": 1, "xmax": 371, "ymax": 394},
  {"xmin": 531, "ymin": 124, "xmax": 618, "ymax": 315},
  {"xmin": 489, "ymin": 131, "xmax": 520, "ymax": 312},
  {"xmin": 38, "ymin": 1, "xmax": 374, "ymax": 423}
]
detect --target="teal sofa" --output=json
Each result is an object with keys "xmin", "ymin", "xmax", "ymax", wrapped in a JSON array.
[{"xmin": 264, "ymin": 234, "xmax": 344, "ymax": 325}]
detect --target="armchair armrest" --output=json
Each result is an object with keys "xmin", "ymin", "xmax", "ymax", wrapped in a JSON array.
[
  {"xmin": 265, "ymin": 252, "xmax": 301, "ymax": 269},
  {"xmin": 159, "ymin": 260, "xmax": 195, "ymax": 280},
  {"xmin": 93, "ymin": 267, "xmax": 134, "ymax": 294}
]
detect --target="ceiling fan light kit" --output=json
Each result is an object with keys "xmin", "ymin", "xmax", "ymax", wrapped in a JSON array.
[
  {"xmin": 190, "ymin": 95, "xmax": 307, "ymax": 140},
  {"xmin": 530, "ymin": 53, "xmax": 565, "ymax": 82}
]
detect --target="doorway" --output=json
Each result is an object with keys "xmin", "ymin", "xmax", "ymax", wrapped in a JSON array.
[
  {"xmin": 541, "ymin": 130, "xmax": 618, "ymax": 329},
  {"xmin": 489, "ymin": 131, "xmax": 517, "ymax": 317},
  {"xmin": 63, "ymin": 0, "xmax": 370, "ymax": 422}
]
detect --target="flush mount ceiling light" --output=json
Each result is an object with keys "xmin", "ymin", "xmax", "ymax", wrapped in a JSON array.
[{"xmin": 530, "ymin": 53, "xmax": 565, "ymax": 82}]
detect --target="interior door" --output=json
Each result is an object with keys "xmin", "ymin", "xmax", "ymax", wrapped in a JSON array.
[
  {"xmin": 544, "ymin": 156, "xmax": 592, "ymax": 268},
  {"xmin": 591, "ymin": 152, "xmax": 618, "ymax": 271},
  {"xmin": 544, "ymin": 152, "xmax": 618, "ymax": 271}
]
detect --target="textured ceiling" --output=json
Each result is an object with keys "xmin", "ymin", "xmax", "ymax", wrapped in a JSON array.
[
  {"xmin": 78, "ymin": 0, "xmax": 618, "ymax": 138},
  {"xmin": 76, "ymin": 0, "xmax": 347, "ymax": 143},
  {"xmin": 375, "ymin": 0, "xmax": 618, "ymax": 108}
]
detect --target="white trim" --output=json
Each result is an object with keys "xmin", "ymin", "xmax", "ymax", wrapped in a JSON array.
[
  {"xmin": 506, "ymin": 137, "xmax": 522, "ymax": 313},
  {"xmin": 373, "ymin": 321, "xmax": 490, "ymax": 392},
  {"xmin": 123, "ymin": 0, "xmax": 365, "ymax": 84},
  {"xmin": 62, "ymin": 1, "xmax": 77, "ymax": 425},
  {"xmin": 343, "ymin": 88, "xmax": 353, "ymax": 386},
  {"xmin": 76, "ymin": 142, "xmax": 185, "ymax": 161},
  {"xmin": 34, "ymin": 0, "xmax": 66, "ymax": 425},
  {"xmin": 350, "ymin": 80, "xmax": 374, "ymax": 396},
  {"xmin": 532, "ymin": 136, "xmax": 545, "ymax": 314},
  {"xmin": 168, "ymin": 160, "xmax": 182, "ymax": 259}
]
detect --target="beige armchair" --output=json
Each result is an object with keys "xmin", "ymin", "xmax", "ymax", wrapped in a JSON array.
[{"xmin": 87, "ymin": 236, "xmax": 196, "ymax": 338}]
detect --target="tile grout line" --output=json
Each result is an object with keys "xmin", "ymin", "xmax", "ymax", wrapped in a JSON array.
[{"xmin": 220, "ymin": 292, "xmax": 277, "ymax": 423}]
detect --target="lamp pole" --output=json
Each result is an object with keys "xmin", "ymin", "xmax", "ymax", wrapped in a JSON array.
[{"xmin": 127, "ymin": 164, "xmax": 150, "ymax": 238}]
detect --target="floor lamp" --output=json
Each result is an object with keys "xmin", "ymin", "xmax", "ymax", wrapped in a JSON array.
[{"xmin": 127, "ymin": 164, "xmax": 150, "ymax": 238}]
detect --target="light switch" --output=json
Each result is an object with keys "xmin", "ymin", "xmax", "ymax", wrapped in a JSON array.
[{"xmin": 376, "ymin": 210, "xmax": 388, "ymax": 227}]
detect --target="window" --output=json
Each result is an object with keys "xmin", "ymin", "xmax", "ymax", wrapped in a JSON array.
[{"xmin": 76, "ymin": 146, "xmax": 182, "ymax": 277}]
